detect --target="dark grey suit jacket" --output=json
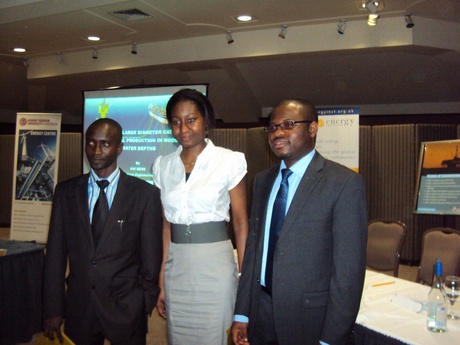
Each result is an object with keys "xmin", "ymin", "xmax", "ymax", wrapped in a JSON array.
[
  {"xmin": 43, "ymin": 170, "xmax": 162, "ymax": 342},
  {"xmin": 235, "ymin": 152, "xmax": 367, "ymax": 345}
]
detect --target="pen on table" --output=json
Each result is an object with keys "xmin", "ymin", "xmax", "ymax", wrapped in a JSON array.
[{"xmin": 372, "ymin": 281, "xmax": 395, "ymax": 287}]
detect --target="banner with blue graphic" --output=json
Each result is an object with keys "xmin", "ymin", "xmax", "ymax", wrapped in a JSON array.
[{"xmin": 10, "ymin": 113, "xmax": 62, "ymax": 243}]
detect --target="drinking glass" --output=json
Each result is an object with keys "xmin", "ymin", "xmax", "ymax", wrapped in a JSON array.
[{"xmin": 443, "ymin": 275, "xmax": 460, "ymax": 320}]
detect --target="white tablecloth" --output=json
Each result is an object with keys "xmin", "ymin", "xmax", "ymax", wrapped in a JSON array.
[{"xmin": 356, "ymin": 270, "xmax": 460, "ymax": 344}]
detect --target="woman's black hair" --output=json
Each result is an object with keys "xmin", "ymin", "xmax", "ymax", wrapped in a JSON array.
[{"xmin": 166, "ymin": 88, "xmax": 216, "ymax": 131}]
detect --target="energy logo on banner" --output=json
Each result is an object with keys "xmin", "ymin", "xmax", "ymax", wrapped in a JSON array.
[{"xmin": 317, "ymin": 108, "xmax": 359, "ymax": 172}]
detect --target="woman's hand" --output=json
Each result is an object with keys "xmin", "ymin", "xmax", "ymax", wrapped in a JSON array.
[{"xmin": 156, "ymin": 288, "xmax": 166, "ymax": 319}]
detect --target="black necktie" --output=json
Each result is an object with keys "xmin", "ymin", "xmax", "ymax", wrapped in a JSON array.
[
  {"xmin": 92, "ymin": 180, "xmax": 110, "ymax": 248},
  {"xmin": 265, "ymin": 168, "xmax": 293, "ymax": 292}
]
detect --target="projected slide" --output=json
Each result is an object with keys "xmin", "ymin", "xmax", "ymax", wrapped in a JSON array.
[
  {"xmin": 414, "ymin": 139, "xmax": 460, "ymax": 215},
  {"xmin": 83, "ymin": 84, "xmax": 207, "ymax": 183}
]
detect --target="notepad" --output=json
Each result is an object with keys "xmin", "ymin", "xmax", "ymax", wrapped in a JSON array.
[{"xmin": 391, "ymin": 294, "xmax": 425, "ymax": 313}]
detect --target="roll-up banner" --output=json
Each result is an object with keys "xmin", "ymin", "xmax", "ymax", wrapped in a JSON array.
[
  {"xmin": 10, "ymin": 113, "xmax": 62, "ymax": 243},
  {"xmin": 317, "ymin": 108, "xmax": 360, "ymax": 172}
]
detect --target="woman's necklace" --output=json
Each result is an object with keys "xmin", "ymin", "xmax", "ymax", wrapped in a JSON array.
[
  {"xmin": 180, "ymin": 155, "xmax": 196, "ymax": 167},
  {"xmin": 181, "ymin": 142, "xmax": 205, "ymax": 168},
  {"xmin": 182, "ymin": 160, "xmax": 195, "ymax": 166}
]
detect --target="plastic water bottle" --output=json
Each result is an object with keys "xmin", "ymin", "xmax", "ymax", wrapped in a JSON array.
[{"xmin": 426, "ymin": 257, "xmax": 447, "ymax": 332}]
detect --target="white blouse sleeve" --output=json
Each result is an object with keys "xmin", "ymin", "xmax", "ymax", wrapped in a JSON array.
[
  {"xmin": 152, "ymin": 155, "xmax": 163, "ymax": 189},
  {"xmin": 227, "ymin": 151, "xmax": 247, "ymax": 190}
]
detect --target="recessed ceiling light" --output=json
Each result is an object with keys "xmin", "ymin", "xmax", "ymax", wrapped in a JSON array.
[
  {"xmin": 87, "ymin": 36, "xmax": 101, "ymax": 41},
  {"xmin": 237, "ymin": 15, "xmax": 252, "ymax": 22},
  {"xmin": 13, "ymin": 47, "xmax": 26, "ymax": 53}
]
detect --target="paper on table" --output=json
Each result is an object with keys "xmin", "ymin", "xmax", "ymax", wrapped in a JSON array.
[
  {"xmin": 35, "ymin": 332, "xmax": 75, "ymax": 345},
  {"xmin": 391, "ymin": 294, "xmax": 425, "ymax": 313}
]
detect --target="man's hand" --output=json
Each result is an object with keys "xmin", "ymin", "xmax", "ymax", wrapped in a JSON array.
[
  {"xmin": 231, "ymin": 321, "xmax": 250, "ymax": 345},
  {"xmin": 43, "ymin": 317, "xmax": 64, "ymax": 344}
]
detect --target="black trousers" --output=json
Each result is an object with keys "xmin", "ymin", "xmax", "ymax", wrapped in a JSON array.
[
  {"xmin": 75, "ymin": 306, "xmax": 147, "ymax": 345},
  {"xmin": 250, "ymin": 287, "xmax": 279, "ymax": 345}
]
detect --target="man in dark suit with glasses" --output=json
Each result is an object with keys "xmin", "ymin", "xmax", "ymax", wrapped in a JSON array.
[{"xmin": 232, "ymin": 99, "xmax": 367, "ymax": 345}]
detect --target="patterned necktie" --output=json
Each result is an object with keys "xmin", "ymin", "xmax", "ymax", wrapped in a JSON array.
[
  {"xmin": 92, "ymin": 180, "xmax": 110, "ymax": 248},
  {"xmin": 265, "ymin": 168, "xmax": 293, "ymax": 291}
]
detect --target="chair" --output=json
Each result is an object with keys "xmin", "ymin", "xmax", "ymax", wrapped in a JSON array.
[
  {"xmin": 366, "ymin": 220, "xmax": 407, "ymax": 277},
  {"xmin": 416, "ymin": 227, "xmax": 460, "ymax": 285}
]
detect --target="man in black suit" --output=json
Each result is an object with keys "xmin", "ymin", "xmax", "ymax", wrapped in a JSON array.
[
  {"xmin": 232, "ymin": 99, "xmax": 367, "ymax": 345},
  {"xmin": 43, "ymin": 118, "xmax": 162, "ymax": 344}
]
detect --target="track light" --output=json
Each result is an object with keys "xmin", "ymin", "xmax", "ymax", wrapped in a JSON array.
[
  {"xmin": 279, "ymin": 25, "xmax": 288, "ymax": 39},
  {"xmin": 57, "ymin": 52, "xmax": 64, "ymax": 64},
  {"xmin": 92, "ymin": 47, "xmax": 98, "ymax": 59},
  {"xmin": 337, "ymin": 19, "xmax": 346, "ymax": 35},
  {"xmin": 131, "ymin": 43, "xmax": 137, "ymax": 55},
  {"xmin": 364, "ymin": 1, "xmax": 379, "ymax": 13},
  {"xmin": 364, "ymin": 1, "xmax": 380, "ymax": 26},
  {"xmin": 405, "ymin": 14, "xmax": 414, "ymax": 28},
  {"xmin": 226, "ymin": 30, "xmax": 234, "ymax": 44},
  {"xmin": 367, "ymin": 13, "xmax": 379, "ymax": 26}
]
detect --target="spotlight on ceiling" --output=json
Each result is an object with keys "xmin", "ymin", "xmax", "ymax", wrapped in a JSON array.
[
  {"xmin": 87, "ymin": 36, "xmax": 100, "ymax": 42},
  {"xmin": 367, "ymin": 13, "xmax": 379, "ymax": 26},
  {"xmin": 237, "ymin": 15, "xmax": 252, "ymax": 22},
  {"xmin": 279, "ymin": 25, "xmax": 288, "ymax": 39},
  {"xmin": 364, "ymin": 1, "xmax": 380, "ymax": 26},
  {"xmin": 131, "ymin": 43, "xmax": 138, "ymax": 55},
  {"xmin": 405, "ymin": 14, "xmax": 414, "ymax": 28},
  {"xmin": 226, "ymin": 30, "xmax": 234, "ymax": 44},
  {"xmin": 337, "ymin": 19, "xmax": 347, "ymax": 34},
  {"xmin": 92, "ymin": 47, "xmax": 98, "ymax": 59},
  {"xmin": 57, "ymin": 52, "xmax": 64, "ymax": 64}
]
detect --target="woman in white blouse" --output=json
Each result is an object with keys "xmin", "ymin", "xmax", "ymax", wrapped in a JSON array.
[{"xmin": 152, "ymin": 89, "xmax": 249, "ymax": 345}]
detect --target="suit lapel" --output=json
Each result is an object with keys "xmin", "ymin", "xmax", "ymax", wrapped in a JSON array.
[
  {"xmin": 75, "ymin": 174, "xmax": 92, "ymax": 245},
  {"xmin": 256, "ymin": 166, "xmax": 279, "ymax": 250},
  {"xmin": 281, "ymin": 153, "xmax": 325, "ymax": 234}
]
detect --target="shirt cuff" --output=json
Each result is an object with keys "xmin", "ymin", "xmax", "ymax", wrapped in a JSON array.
[{"xmin": 233, "ymin": 314, "xmax": 249, "ymax": 323}]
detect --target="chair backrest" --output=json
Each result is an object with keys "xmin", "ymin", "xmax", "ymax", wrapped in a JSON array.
[
  {"xmin": 417, "ymin": 227, "xmax": 460, "ymax": 285},
  {"xmin": 366, "ymin": 219, "xmax": 407, "ymax": 277}
]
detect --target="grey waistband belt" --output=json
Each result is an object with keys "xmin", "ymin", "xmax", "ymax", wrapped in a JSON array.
[{"xmin": 171, "ymin": 221, "xmax": 228, "ymax": 244}]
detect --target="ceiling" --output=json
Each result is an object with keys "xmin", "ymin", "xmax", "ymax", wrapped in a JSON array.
[{"xmin": 1, "ymin": 0, "xmax": 460, "ymax": 123}]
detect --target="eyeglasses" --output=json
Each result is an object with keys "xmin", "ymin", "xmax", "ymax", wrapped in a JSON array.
[{"xmin": 264, "ymin": 120, "xmax": 312, "ymax": 133}]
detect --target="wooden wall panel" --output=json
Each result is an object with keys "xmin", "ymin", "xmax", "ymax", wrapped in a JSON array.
[
  {"xmin": 209, "ymin": 128, "xmax": 247, "ymax": 153},
  {"xmin": 58, "ymin": 133, "xmax": 82, "ymax": 183},
  {"xmin": 359, "ymin": 126, "xmax": 372, "ymax": 216},
  {"xmin": 245, "ymin": 127, "xmax": 278, "ymax": 211},
  {"xmin": 370, "ymin": 125, "xmax": 416, "ymax": 261}
]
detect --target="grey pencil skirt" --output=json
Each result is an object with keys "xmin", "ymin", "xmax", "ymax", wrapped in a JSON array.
[{"xmin": 164, "ymin": 239, "xmax": 238, "ymax": 345}]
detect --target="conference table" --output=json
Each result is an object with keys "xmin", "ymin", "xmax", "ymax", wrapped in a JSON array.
[
  {"xmin": 354, "ymin": 270, "xmax": 460, "ymax": 344},
  {"xmin": 0, "ymin": 239, "xmax": 45, "ymax": 345}
]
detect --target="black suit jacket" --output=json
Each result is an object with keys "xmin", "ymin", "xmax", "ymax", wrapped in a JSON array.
[
  {"xmin": 235, "ymin": 152, "xmax": 367, "ymax": 345},
  {"xmin": 43, "ymin": 170, "xmax": 162, "ymax": 342}
]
